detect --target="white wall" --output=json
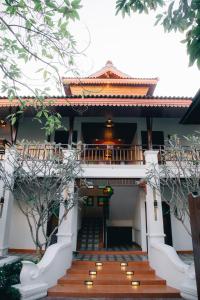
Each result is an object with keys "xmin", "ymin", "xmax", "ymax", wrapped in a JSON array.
[
  {"xmin": 17, "ymin": 118, "xmax": 46, "ymax": 142},
  {"xmin": 171, "ymin": 213, "xmax": 192, "ymax": 251},
  {"xmin": 132, "ymin": 189, "xmax": 147, "ymax": 251},
  {"xmin": 9, "ymin": 200, "xmax": 46, "ymax": 250},
  {"xmin": 17, "ymin": 117, "xmax": 69, "ymax": 142},
  {"xmin": 132, "ymin": 190, "xmax": 141, "ymax": 246},
  {"xmin": 109, "ymin": 186, "xmax": 138, "ymax": 222}
]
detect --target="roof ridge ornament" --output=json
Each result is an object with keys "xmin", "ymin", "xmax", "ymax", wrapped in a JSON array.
[{"xmin": 106, "ymin": 60, "xmax": 113, "ymax": 67}]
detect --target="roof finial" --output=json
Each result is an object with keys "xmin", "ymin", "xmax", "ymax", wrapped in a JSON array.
[{"xmin": 106, "ymin": 60, "xmax": 113, "ymax": 67}]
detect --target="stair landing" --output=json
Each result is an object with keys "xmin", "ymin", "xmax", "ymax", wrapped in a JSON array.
[{"xmin": 48, "ymin": 260, "xmax": 181, "ymax": 298}]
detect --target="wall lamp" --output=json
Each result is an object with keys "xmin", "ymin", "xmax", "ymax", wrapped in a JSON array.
[
  {"xmin": 153, "ymin": 187, "xmax": 158, "ymax": 221},
  {"xmin": 0, "ymin": 196, "xmax": 4, "ymax": 218},
  {"xmin": 0, "ymin": 120, "xmax": 6, "ymax": 128}
]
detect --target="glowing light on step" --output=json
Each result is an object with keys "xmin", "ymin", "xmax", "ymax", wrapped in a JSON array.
[
  {"xmin": 131, "ymin": 281, "xmax": 140, "ymax": 286},
  {"xmin": 89, "ymin": 270, "xmax": 97, "ymax": 276},
  {"xmin": 120, "ymin": 262, "xmax": 128, "ymax": 267},
  {"xmin": 95, "ymin": 262, "xmax": 103, "ymax": 266},
  {"xmin": 126, "ymin": 271, "xmax": 134, "ymax": 276},
  {"xmin": 84, "ymin": 280, "xmax": 93, "ymax": 286}
]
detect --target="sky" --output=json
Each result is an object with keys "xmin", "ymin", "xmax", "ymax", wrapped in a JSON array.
[
  {"xmin": 0, "ymin": 0, "xmax": 199, "ymax": 98},
  {"xmin": 69, "ymin": 0, "xmax": 200, "ymax": 97}
]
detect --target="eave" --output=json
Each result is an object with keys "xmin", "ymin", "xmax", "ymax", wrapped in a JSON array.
[
  {"xmin": 62, "ymin": 78, "xmax": 159, "ymax": 86},
  {"xmin": 0, "ymin": 95, "xmax": 191, "ymax": 108},
  {"xmin": 180, "ymin": 89, "xmax": 200, "ymax": 124}
]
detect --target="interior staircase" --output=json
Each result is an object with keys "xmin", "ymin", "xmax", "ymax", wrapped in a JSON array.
[
  {"xmin": 48, "ymin": 260, "xmax": 181, "ymax": 298},
  {"xmin": 77, "ymin": 217, "xmax": 103, "ymax": 250}
]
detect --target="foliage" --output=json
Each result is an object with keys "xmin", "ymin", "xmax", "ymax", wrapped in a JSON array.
[
  {"xmin": 116, "ymin": 0, "xmax": 200, "ymax": 69},
  {"xmin": 0, "ymin": 0, "xmax": 82, "ymax": 135},
  {"xmin": 0, "ymin": 142, "xmax": 82, "ymax": 256},
  {"xmin": 0, "ymin": 260, "xmax": 22, "ymax": 300},
  {"xmin": 147, "ymin": 134, "xmax": 200, "ymax": 234}
]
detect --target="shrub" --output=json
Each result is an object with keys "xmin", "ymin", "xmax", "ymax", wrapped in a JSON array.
[{"xmin": 0, "ymin": 260, "xmax": 22, "ymax": 300}]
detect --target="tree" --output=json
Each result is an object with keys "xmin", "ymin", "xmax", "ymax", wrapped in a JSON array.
[
  {"xmin": 0, "ymin": 143, "xmax": 82, "ymax": 256},
  {"xmin": 116, "ymin": 0, "xmax": 200, "ymax": 69},
  {"xmin": 0, "ymin": 0, "xmax": 82, "ymax": 135},
  {"xmin": 146, "ymin": 134, "xmax": 200, "ymax": 235}
]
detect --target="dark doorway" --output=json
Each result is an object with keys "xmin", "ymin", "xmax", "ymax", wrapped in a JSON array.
[
  {"xmin": 82, "ymin": 123, "xmax": 137, "ymax": 144},
  {"xmin": 107, "ymin": 227, "xmax": 132, "ymax": 247},
  {"xmin": 141, "ymin": 131, "xmax": 164, "ymax": 150},
  {"xmin": 162, "ymin": 202, "xmax": 173, "ymax": 246},
  {"xmin": 46, "ymin": 213, "xmax": 59, "ymax": 245},
  {"xmin": 54, "ymin": 130, "xmax": 77, "ymax": 145}
]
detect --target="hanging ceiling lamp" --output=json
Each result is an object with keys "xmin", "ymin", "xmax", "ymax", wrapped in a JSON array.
[{"xmin": 105, "ymin": 119, "xmax": 114, "ymax": 128}]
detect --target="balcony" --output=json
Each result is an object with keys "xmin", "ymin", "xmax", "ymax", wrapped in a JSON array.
[
  {"xmin": 80, "ymin": 144, "xmax": 144, "ymax": 165},
  {"xmin": 0, "ymin": 143, "xmax": 195, "ymax": 166}
]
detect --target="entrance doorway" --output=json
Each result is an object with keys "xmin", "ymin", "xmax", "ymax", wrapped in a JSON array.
[
  {"xmin": 107, "ymin": 227, "xmax": 132, "ymax": 247},
  {"xmin": 77, "ymin": 178, "xmax": 145, "ymax": 251}
]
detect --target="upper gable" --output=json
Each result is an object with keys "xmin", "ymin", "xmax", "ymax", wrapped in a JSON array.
[
  {"xmin": 89, "ymin": 60, "xmax": 130, "ymax": 79},
  {"xmin": 62, "ymin": 61, "xmax": 158, "ymax": 96}
]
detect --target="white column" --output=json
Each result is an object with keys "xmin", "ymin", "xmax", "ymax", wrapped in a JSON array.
[
  {"xmin": 0, "ymin": 149, "xmax": 15, "ymax": 256},
  {"xmin": 139, "ymin": 188, "xmax": 147, "ymax": 252},
  {"xmin": 57, "ymin": 150, "xmax": 78, "ymax": 251},
  {"xmin": 144, "ymin": 150, "xmax": 165, "ymax": 249}
]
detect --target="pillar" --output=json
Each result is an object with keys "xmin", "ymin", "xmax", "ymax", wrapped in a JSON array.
[
  {"xmin": 144, "ymin": 150, "xmax": 165, "ymax": 251},
  {"xmin": 57, "ymin": 150, "xmax": 78, "ymax": 251},
  {"xmin": 138, "ymin": 188, "xmax": 147, "ymax": 252},
  {"xmin": 0, "ymin": 149, "xmax": 15, "ymax": 255},
  {"xmin": 146, "ymin": 117, "xmax": 153, "ymax": 150}
]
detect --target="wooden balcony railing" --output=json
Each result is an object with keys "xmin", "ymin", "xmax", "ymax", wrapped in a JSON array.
[
  {"xmin": 0, "ymin": 143, "xmax": 197, "ymax": 165},
  {"xmin": 0, "ymin": 144, "xmax": 65, "ymax": 161},
  {"xmin": 80, "ymin": 144, "xmax": 144, "ymax": 165},
  {"xmin": 17, "ymin": 144, "xmax": 65, "ymax": 160}
]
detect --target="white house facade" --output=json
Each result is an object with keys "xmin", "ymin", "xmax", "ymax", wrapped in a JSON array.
[{"xmin": 0, "ymin": 61, "xmax": 198, "ymax": 299}]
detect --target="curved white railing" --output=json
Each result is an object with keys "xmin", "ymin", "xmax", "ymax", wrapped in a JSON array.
[
  {"xmin": 149, "ymin": 241, "xmax": 189, "ymax": 288},
  {"xmin": 149, "ymin": 241, "xmax": 197, "ymax": 300},
  {"xmin": 14, "ymin": 241, "xmax": 72, "ymax": 300}
]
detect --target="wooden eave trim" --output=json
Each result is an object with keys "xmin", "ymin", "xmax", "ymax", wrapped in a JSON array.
[
  {"xmin": 0, "ymin": 97, "xmax": 192, "ymax": 108},
  {"xmin": 62, "ymin": 78, "xmax": 158, "ymax": 85}
]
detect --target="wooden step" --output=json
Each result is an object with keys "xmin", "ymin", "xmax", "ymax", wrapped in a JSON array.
[
  {"xmin": 72, "ymin": 260, "xmax": 149, "ymax": 266},
  {"xmin": 48, "ymin": 284, "xmax": 181, "ymax": 298},
  {"xmin": 69, "ymin": 264, "xmax": 151, "ymax": 271},
  {"xmin": 47, "ymin": 260, "xmax": 181, "ymax": 298},
  {"xmin": 58, "ymin": 273, "xmax": 166, "ymax": 285},
  {"xmin": 79, "ymin": 250, "xmax": 147, "ymax": 255},
  {"xmin": 67, "ymin": 264, "xmax": 154, "ymax": 275},
  {"xmin": 68, "ymin": 269, "xmax": 155, "ymax": 275}
]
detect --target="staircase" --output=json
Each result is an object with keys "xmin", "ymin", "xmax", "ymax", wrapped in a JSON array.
[
  {"xmin": 77, "ymin": 218, "xmax": 103, "ymax": 250},
  {"xmin": 48, "ymin": 260, "xmax": 181, "ymax": 298}
]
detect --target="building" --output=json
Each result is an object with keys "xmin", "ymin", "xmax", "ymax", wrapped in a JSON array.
[{"xmin": 0, "ymin": 61, "xmax": 198, "ymax": 299}]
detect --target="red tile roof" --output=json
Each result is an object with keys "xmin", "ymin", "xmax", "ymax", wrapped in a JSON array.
[
  {"xmin": 0, "ymin": 95, "xmax": 192, "ymax": 108},
  {"xmin": 62, "ymin": 78, "xmax": 158, "ymax": 85}
]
